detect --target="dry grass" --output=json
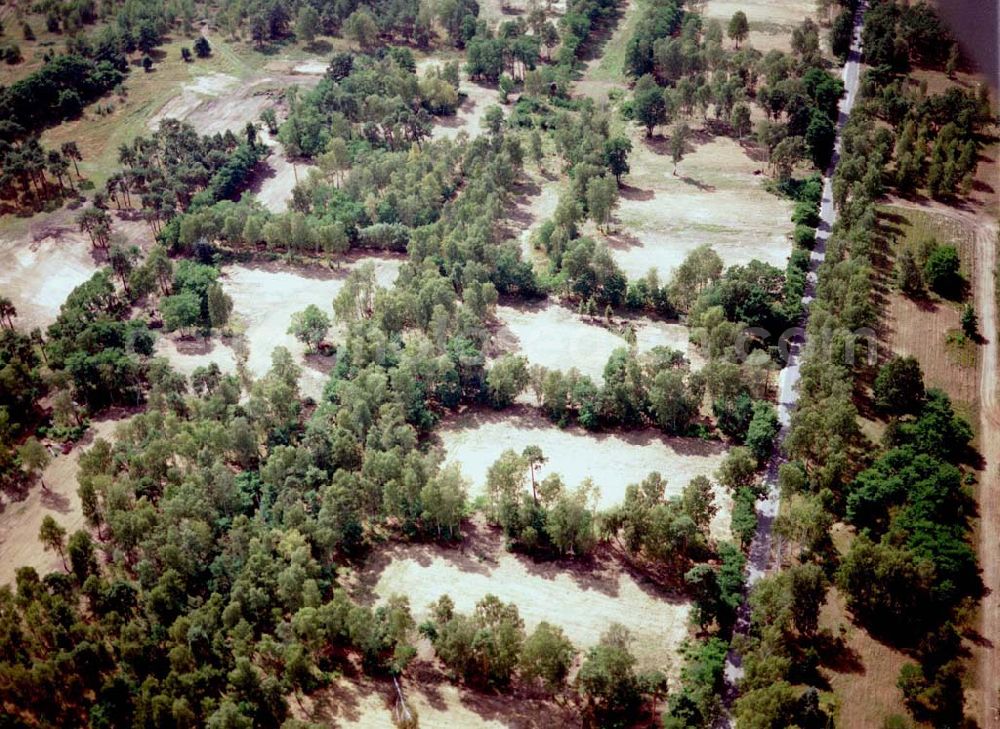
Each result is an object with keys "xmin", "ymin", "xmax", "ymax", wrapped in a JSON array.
[
  {"xmin": 699, "ymin": 0, "xmax": 820, "ymax": 53},
  {"xmin": 38, "ymin": 36, "xmax": 254, "ymax": 188},
  {"xmin": 818, "ymin": 586, "xmax": 912, "ymax": 728},
  {"xmin": 434, "ymin": 406, "xmax": 732, "ymax": 539},
  {"xmin": 359, "ymin": 521, "xmax": 692, "ymax": 677},
  {"xmin": 879, "ymin": 204, "xmax": 980, "ymax": 409},
  {"xmin": 604, "ymin": 132, "xmax": 793, "ymax": 280}
]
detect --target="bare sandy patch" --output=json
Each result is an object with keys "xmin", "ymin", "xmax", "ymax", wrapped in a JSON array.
[
  {"xmin": 0, "ymin": 213, "xmax": 154, "ymax": 330},
  {"xmin": 435, "ymin": 407, "xmax": 731, "ymax": 538},
  {"xmin": 252, "ymin": 131, "xmax": 317, "ymax": 213},
  {"xmin": 0, "ymin": 417, "xmax": 124, "ymax": 586},
  {"xmin": 363, "ymin": 527, "xmax": 690, "ymax": 676},
  {"xmin": 432, "ymin": 78, "xmax": 500, "ymax": 141},
  {"xmin": 222, "ymin": 258, "xmax": 401, "ymax": 399},
  {"xmin": 154, "ymin": 335, "xmax": 239, "ymax": 379},
  {"xmin": 149, "ymin": 73, "xmax": 320, "ymax": 136},
  {"xmin": 609, "ymin": 133, "xmax": 793, "ymax": 280},
  {"xmin": 149, "ymin": 72, "xmax": 240, "ymax": 129},
  {"xmin": 493, "ymin": 302, "xmax": 700, "ymax": 381},
  {"xmin": 295, "ymin": 666, "xmax": 570, "ymax": 729},
  {"xmin": 293, "ymin": 60, "xmax": 328, "ymax": 75},
  {"xmin": 508, "ymin": 173, "xmax": 562, "ymax": 259}
]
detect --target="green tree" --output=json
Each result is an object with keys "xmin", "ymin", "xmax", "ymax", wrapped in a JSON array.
[
  {"xmin": 603, "ymin": 136, "xmax": 632, "ymax": 184},
  {"xmin": 420, "ymin": 463, "xmax": 468, "ymax": 538},
  {"xmin": 486, "ymin": 354, "xmax": 529, "ymax": 408},
  {"xmin": 728, "ymin": 11, "xmax": 749, "ymax": 48},
  {"xmin": 586, "ymin": 175, "xmax": 618, "ymax": 231},
  {"xmin": 344, "ymin": 9, "xmax": 378, "ymax": 49},
  {"xmin": 18, "ymin": 437, "xmax": 50, "ymax": 489},
  {"xmin": 194, "ymin": 36, "xmax": 211, "ymax": 58},
  {"xmin": 634, "ymin": 81, "xmax": 668, "ymax": 137},
  {"xmin": 296, "ymin": 6, "xmax": 319, "ymax": 44},
  {"xmin": 745, "ymin": 401, "xmax": 779, "ymax": 462},
  {"xmin": 730, "ymin": 103, "xmax": 752, "ymax": 141},
  {"xmin": 716, "ymin": 446, "xmax": 759, "ymax": 494},
  {"xmin": 287, "ymin": 304, "xmax": 331, "ymax": 353},
  {"xmin": 670, "ymin": 122, "xmax": 689, "ymax": 174},
  {"xmin": 207, "ymin": 283, "xmax": 233, "ymax": 330},
  {"xmin": 39, "ymin": 515, "xmax": 67, "ymax": 570},
  {"xmin": 67, "ymin": 529, "xmax": 96, "ymax": 582},
  {"xmin": 577, "ymin": 624, "xmax": 642, "ymax": 720},
  {"xmin": 895, "ymin": 248, "xmax": 924, "ymax": 297},
  {"xmin": 962, "ymin": 303, "xmax": 978, "ymax": 338},
  {"xmin": 924, "ymin": 245, "xmax": 961, "ymax": 297},
  {"xmin": 521, "ymin": 621, "xmax": 576, "ymax": 693},
  {"xmin": 873, "ymin": 355, "xmax": 925, "ymax": 415},
  {"xmin": 161, "ymin": 291, "xmax": 202, "ymax": 333}
]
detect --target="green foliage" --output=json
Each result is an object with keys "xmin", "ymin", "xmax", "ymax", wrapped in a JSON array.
[
  {"xmin": 923, "ymin": 244, "xmax": 961, "ymax": 297},
  {"xmin": 873, "ymin": 355, "xmax": 925, "ymax": 414}
]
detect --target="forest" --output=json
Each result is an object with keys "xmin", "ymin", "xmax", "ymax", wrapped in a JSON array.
[{"xmin": 0, "ymin": 0, "xmax": 995, "ymax": 726}]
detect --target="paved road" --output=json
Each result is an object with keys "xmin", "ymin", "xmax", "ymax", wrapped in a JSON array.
[{"xmin": 721, "ymin": 0, "xmax": 868, "ymax": 703}]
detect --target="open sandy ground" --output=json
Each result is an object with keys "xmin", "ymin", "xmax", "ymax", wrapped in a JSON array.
[
  {"xmin": 362, "ymin": 523, "xmax": 690, "ymax": 676},
  {"xmin": 0, "ymin": 211, "xmax": 155, "ymax": 330},
  {"xmin": 0, "ymin": 417, "xmax": 124, "ymax": 586},
  {"xmin": 493, "ymin": 301, "xmax": 701, "ymax": 381},
  {"xmin": 149, "ymin": 71, "xmax": 319, "ymax": 136},
  {"xmin": 608, "ymin": 133, "xmax": 793, "ymax": 280},
  {"xmin": 221, "ymin": 257, "xmax": 401, "ymax": 399},
  {"xmin": 417, "ymin": 60, "xmax": 501, "ymax": 141},
  {"xmin": 154, "ymin": 335, "xmax": 240, "ymax": 380},
  {"xmin": 507, "ymin": 171, "xmax": 562, "ymax": 260},
  {"xmin": 294, "ymin": 662, "xmax": 574, "ymax": 729},
  {"xmin": 434, "ymin": 406, "xmax": 731, "ymax": 538},
  {"xmin": 251, "ymin": 130, "xmax": 317, "ymax": 214}
]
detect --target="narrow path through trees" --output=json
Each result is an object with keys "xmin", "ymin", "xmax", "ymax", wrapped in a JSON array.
[{"xmin": 721, "ymin": 0, "xmax": 868, "ymax": 708}]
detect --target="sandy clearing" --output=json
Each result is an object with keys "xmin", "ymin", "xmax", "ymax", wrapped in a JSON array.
[
  {"xmin": 149, "ymin": 72, "xmax": 241, "ymax": 129},
  {"xmin": 610, "ymin": 134, "xmax": 793, "ymax": 280},
  {"xmin": 493, "ymin": 302, "xmax": 700, "ymax": 381},
  {"xmin": 366, "ymin": 531, "xmax": 690, "ymax": 675},
  {"xmin": 433, "ymin": 78, "xmax": 500, "ymax": 141},
  {"xmin": 295, "ymin": 667, "xmax": 570, "ymax": 729},
  {"xmin": 0, "ymin": 417, "xmax": 124, "ymax": 586},
  {"xmin": 0, "ymin": 213, "xmax": 155, "ymax": 330},
  {"xmin": 222, "ymin": 259, "xmax": 401, "ymax": 399},
  {"xmin": 435, "ymin": 407, "xmax": 731, "ymax": 539},
  {"xmin": 510, "ymin": 173, "xmax": 561, "ymax": 259},
  {"xmin": 252, "ymin": 131, "xmax": 317, "ymax": 213},
  {"xmin": 154, "ymin": 335, "xmax": 239, "ymax": 379},
  {"xmin": 149, "ymin": 73, "xmax": 320, "ymax": 136},
  {"xmin": 0, "ymin": 231, "xmax": 100, "ymax": 331},
  {"xmin": 293, "ymin": 60, "xmax": 328, "ymax": 75},
  {"xmin": 415, "ymin": 59, "xmax": 502, "ymax": 141}
]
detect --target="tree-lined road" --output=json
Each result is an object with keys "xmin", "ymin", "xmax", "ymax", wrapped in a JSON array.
[{"xmin": 723, "ymin": 0, "xmax": 868, "ymax": 698}]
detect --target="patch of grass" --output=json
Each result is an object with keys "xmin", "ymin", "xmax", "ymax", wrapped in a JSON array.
[
  {"xmin": 38, "ymin": 35, "xmax": 250, "ymax": 189},
  {"xmin": 882, "ymin": 205, "xmax": 976, "ymax": 284},
  {"xmin": 945, "ymin": 328, "xmax": 977, "ymax": 368},
  {"xmin": 585, "ymin": 0, "xmax": 643, "ymax": 83}
]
